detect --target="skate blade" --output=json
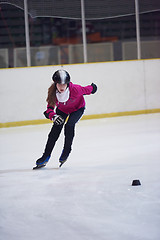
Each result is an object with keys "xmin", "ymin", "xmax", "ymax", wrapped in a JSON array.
[
  {"xmin": 59, "ymin": 160, "xmax": 67, "ymax": 168},
  {"xmin": 33, "ymin": 164, "xmax": 46, "ymax": 170},
  {"xmin": 59, "ymin": 163, "xmax": 63, "ymax": 168}
]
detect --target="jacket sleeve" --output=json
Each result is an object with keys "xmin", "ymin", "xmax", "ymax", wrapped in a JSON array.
[
  {"xmin": 43, "ymin": 105, "xmax": 56, "ymax": 120},
  {"xmin": 75, "ymin": 84, "xmax": 94, "ymax": 96}
]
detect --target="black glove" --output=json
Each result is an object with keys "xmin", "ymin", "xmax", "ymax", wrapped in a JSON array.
[
  {"xmin": 91, "ymin": 83, "xmax": 97, "ymax": 94},
  {"xmin": 53, "ymin": 115, "xmax": 64, "ymax": 125},
  {"xmin": 43, "ymin": 106, "xmax": 54, "ymax": 119},
  {"xmin": 43, "ymin": 110, "xmax": 49, "ymax": 119}
]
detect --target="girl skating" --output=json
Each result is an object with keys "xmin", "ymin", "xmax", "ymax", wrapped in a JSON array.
[{"xmin": 34, "ymin": 69, "xmax": 97, "ymax": 169}]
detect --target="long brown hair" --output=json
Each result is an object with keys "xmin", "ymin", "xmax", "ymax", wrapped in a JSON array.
[{"xmin": 46, "ymin": 83, "xmax": 56, "ymax": 107}]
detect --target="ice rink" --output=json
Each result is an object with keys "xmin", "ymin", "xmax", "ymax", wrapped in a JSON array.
[{"xmin": 0, "ymin": 113, "xmax": 160, "ymax": 240}]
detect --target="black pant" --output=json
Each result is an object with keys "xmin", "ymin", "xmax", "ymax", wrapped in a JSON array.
[{"xmin": 43, "ymin": 107, "xmax": 85, "ymax": 159}]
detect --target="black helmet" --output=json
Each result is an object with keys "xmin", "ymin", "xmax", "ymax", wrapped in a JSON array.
[{"xmin": 52, "ymin": 70, "xmax": 70, "ymax": 84}]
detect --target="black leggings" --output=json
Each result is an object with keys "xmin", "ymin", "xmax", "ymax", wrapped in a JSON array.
[{"xmin": 43, "ymin": 107, "xmax": 85, "ymax": 158}]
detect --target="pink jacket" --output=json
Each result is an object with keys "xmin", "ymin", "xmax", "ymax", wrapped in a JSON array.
[{"xmin": 45, "ymin": 82, "xmax": 93, "ymax": 120}]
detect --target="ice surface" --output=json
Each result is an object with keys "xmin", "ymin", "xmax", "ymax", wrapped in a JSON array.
[{"xmin": 0, "ymin": 114, "xmax": 160, "ymax": 240}]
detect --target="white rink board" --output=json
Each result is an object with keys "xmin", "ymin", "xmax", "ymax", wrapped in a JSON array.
[{"xmin": 0, "ymin": 59, "xmax": 160, "ymax": 123}]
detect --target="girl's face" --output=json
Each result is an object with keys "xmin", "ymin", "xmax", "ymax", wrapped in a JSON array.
[{"xmin": 56, "ymin": 83, "xmax": 67, "ymax": 93}]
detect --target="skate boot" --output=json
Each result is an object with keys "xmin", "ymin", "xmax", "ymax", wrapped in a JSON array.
[
  {"xmin": 33, "ymin": 155, "xmax": 50, "ymax": 169},
  {"xmin": 59, "ymin": 148, "xmax": 71, "ymax": 167}
]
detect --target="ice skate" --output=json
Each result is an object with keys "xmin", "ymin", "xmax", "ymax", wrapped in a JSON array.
[
  {"xmin": 59, "ymin": 149, "xmax": 71, "ymax": 167},
  {"xmin": 33, "ymin": 156, "xmax": 50, "ymax": 170}
]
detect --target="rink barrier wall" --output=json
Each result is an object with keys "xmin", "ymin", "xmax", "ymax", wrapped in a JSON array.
[
  {"xmin": 0, "ymin": 108, "xmax": 160, "ymax": 128},
  {"xmin": 0, "ymin": 59, "xmax": 160, "ymax": 128}
]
